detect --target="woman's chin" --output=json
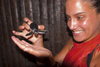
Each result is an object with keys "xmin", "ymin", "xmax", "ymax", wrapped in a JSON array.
[{"xmin": 73, "ymin": 37, "xmax": 85, "ymax": 43}]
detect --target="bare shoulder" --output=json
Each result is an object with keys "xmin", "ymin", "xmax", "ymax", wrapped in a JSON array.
[
  {"xmin": 61, "ymin": 38, "xmax": 74, "ymax": 51},
  {"xmin": 90, "ymin": 44, "xmax": 100, "ymax": 67},
  {"xmin": 54, "ymin": 38, "xmax": 73, "ymax": 65}
]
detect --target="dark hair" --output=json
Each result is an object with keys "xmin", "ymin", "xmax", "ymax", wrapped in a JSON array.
[
  {"xmin": 85, "ymin": 0, "xmax": 100, "ymax": 13},
  {"xmin": 66, "ymin": 0, "xmax": 100, "ymax": 13}
]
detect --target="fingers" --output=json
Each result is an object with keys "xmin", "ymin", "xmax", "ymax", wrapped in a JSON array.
[
  {"xmin": 11, "ymin": 36, "xmax": 49, "ymax": 58},
  {"xmin": 24, "ymin": 17, "xmax": 33, "ymax": 25},
  {"xmin": 11, "ymin": 36, "xmax": 41, "ymax": 56},
  {"xmin": 13, "ymin": 17, "xmax": 45, "ymax": 41},
  {"xmin": 19, "ymin": 25, "xmax": 24, "ymax": 30},
  {"xmin": 19, "ymin": 23, "xmax": 30, "ymax": 31},
  {"xmin": 12, "ymin": 36, "xmax": 28, "ymax": 50},
  {"xmin": 38, "ymin": 25, "xmax": 45, "ymax": 30},
  {"xmin": 11, "ymin": 36, "xmax": 31, "ymax": 52},
  {"xmin": 24, "ymin": 17, "xmax": 45, "ymax": 30},
  {"xmin": 12, "ymin": 30, "xmax": 23, "ymax": 36},
  {"xmin": 12, "ymin": 30, "xmax": 29, "ymax": 37},
  {"xmin": 19, "ymin": 17, "xmax": 33, "ymax": 31},
  {"xmin": 11, "ymin": 36, "xmax": 26, "ymax": 50},
  {"xmin": 19, "ymin": 23, "xmax": 45, "ymax": 31},
  {"xmin": 12, "ymin": 30, "xmax": 32, "ymax": 38},
  {"xmin": 19, "ymin": 17, "xmax": 45, "ymax": 31}
]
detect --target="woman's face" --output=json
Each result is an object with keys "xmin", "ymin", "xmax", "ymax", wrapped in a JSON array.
[{"xmin": 66, "ymin": 0, "xmax": 100, "ymax": 42}]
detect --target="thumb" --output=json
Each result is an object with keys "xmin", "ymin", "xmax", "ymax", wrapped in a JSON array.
[{"xmin": 38, "ymin": 25, "xmax": 45, "ymax": 30}]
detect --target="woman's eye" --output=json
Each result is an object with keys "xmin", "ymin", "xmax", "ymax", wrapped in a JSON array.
[
  {"xmin": 67, "ymin": 16, "xmax": 71, "ymax": 20},
  {"xmin": 67, "ymin": 17, "xmax": 71, "ymax": 20},
  {"xmin": 66, "ymin": 15, "xmax": 71, "ymax": 21},
  {"xmin": 77, "ymin": 16, "xmax": 83, "ymax": 20}
]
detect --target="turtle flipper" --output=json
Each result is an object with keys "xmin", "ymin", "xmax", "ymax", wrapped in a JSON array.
[{"xmin": 26, "ymin": 31, "xmax": 33, "ymax": 36}]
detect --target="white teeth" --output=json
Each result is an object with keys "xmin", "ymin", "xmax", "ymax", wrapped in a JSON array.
[{"xmin": 74, "ymin": 31, "xmax": 83, "ymax": 33}]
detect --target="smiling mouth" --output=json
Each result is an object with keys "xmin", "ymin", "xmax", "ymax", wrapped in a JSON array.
[
  {"xmin": 73, "ymin": 30, "xmax": 84, "ymax": 35},
  {"xmin": 74, "ymin": 31, "xmax": 83, "ymax": 33}
]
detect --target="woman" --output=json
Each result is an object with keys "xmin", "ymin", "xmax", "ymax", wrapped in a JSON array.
[{"xmin": 11, "ymin": 0, "xmax": 100, "ymax": 67}]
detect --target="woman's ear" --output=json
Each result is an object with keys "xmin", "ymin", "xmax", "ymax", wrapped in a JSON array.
[
  {"xmin": 98, "ymin": 13, "xmax": 100, "ymax": 23},
  {"xmin": 97, "ymin": 14, "xmax": 100, "ymax": 30},
  {"xmin": 98, "ymin": 13, "xmax": 100, "ymax": 20}
]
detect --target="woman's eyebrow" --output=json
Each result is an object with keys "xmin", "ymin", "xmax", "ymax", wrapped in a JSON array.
[
  {"xmin": 66, "ymin": 14, "xmax": 69, "ymax": 16},
  {"xmin": 66, "ymin": 12, "xmax": 85, "ymax": 17},
  {"xmin": 74, "ymin": 12, "xmax": 85, "ymax": 16}
]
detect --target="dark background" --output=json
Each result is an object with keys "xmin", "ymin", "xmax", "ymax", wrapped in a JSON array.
[{"xmin": 0, "ymin": 0, "xmax": 71, "ymax": 67}]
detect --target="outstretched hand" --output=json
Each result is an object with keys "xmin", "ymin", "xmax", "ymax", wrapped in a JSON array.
[
  {"xmin": 11, "ymin": 17, "xmax": 55, "ymax": 66},
  {"xmin": 11, "ymin": 36, "xmax": 55, "ymax": 66},
  {"xmin": 12, "ymin": 17, "xmax": 44, "ymax": 46},
  {"xmin": 11, "ymin": 36, "xmax": 52, "ymax": 58}
]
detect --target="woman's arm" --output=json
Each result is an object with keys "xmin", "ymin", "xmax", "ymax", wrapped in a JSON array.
[
  {"xmin": 90, "ymin": 44, "xmax": 100, "ymax": 67},
  {"xmin": 12, "ymin": 17, "xmax": 74, "ymax": 67},
  {"xmin": 54, "ymin": 38, "xmax": 73, "ymax": 66},
  {"xmin": 11, "ymin": 17, "xmax": 56, "ymax": 67}
]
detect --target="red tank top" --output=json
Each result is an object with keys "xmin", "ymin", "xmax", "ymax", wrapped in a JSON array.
[{"xmin": 62, "ymin": 33, "xmax": 100, "ymax": 67}]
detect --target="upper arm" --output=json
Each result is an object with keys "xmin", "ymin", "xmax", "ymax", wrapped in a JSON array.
[
  {"xmin": 54, "ymin": 38, "xmax": 73, "ymax": 65},
  {"xmin": 90, "ymin": 45, "xmax": 100, "ymax": 67}
]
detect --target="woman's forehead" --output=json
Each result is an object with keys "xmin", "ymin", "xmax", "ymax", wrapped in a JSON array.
[
  {"xmin": 66, "ymin": 0, "xmax": 92, "ymax": 5},
  {"xmin": 65, "ymin": 0, "xmax": 96, "ymax": 16},
  {"xmin": 65, "ymin": 0, "xmax": 93, "ymax": 10}
]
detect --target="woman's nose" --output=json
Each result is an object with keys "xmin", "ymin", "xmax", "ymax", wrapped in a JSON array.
[{"xmin": 68, "ymin": 20, "xmax": 77, "ymax": 30}]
